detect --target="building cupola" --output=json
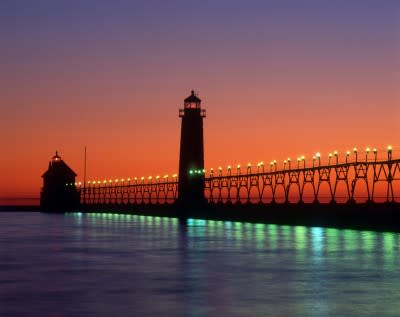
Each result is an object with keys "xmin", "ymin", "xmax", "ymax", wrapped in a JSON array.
[{"xmin": 52, "ymin": 151, "xmax": 61, "ymax": 163}]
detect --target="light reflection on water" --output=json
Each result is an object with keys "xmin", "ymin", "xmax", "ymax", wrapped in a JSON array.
[{"xmin": 1, "ymin": 212, "xmax": 400, "ymax": 316}]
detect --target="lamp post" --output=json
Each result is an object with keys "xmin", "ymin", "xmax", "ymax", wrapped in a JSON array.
[
  {"xmin": 257, "ymin": 162, "xmax": 264, "ymax": 173},
  {"xmin": 315, "ymin": 153, "xmax": 321, "ymax": 167},
  {"xmin": 365, "ymin": 148, "xmax": 370, "ymax": 162}
]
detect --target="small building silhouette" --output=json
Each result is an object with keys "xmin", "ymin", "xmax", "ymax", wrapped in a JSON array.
[{"xmin": 40, "ymin": 152, "xmax": 80, "ymax": 212}]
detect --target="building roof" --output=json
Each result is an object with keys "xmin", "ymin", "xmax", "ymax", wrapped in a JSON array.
[
  {"xmin": 42, "ymin": 160, "xmax": 77, "ymax": 178},
  {"xmin": 42, "ymin": 152, "xmax": 77, "ymax": 178},
  {"xmin": 184, "ymin": 90, "xmax": 201, "ymax": 103}
]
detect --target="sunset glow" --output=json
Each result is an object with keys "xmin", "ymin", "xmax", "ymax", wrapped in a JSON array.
[{"xmin": 0, "ymin": 1, "xmax": 399, "ymax": 204}]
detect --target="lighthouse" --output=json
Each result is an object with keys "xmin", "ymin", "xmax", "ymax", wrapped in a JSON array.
[
  {"xmin": 178, "ymin": 90, "xmax": 206, "ymax": 208},
  {"xmin": 40, "ymin": 152, "xmax": 80, "ymax": 212}
]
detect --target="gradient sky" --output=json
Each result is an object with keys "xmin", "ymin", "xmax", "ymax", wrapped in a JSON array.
[{"xmin": 1, "ymin": 0, "xmax": 399, "ymax": 203}]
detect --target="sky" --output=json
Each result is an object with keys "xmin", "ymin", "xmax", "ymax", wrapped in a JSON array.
[{"xmin": 0, "ymin": 0, "xmax": 399, "ymax": 203}]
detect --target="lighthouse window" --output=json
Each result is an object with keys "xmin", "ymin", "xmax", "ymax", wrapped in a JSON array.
[{"xmin": 186, "ymin": 102, "xmax": 198, "ymax": 109}]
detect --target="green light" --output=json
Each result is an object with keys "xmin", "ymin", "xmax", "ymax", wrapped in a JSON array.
[
  {"xmin": 235, "ymin": 222, "xmax": 242, "ymax": 240},
  {"xmin": 343, "ymin": 229, "xmax": 358, "ymax": 251},
  {"xmin": 197, "ymin": 219, "xmax": 207, "ymax": 226},
  {"xmin": 311, "ymin": 227, "xmax": 324, "ymax": 253},
  {"xmin": 295, "ymin": 226, "xmax": 307, "ymax": 250},
  {"xmin": 266, "ymin": 224, "xmax": 277, "ymax": 249},
  {"xmin": 255, "ymin": 223, "xmax": 265, "ymax": 248},
  {"xmin": 325, "ymin": 228, "xmax": 339, "ymax": 252},
  {"xmin": 383, "ymin": 232, "xmax": 394, "ymax": 253},
  {"xmin": 361, "ymin": 231, "xmax": 375, "ymax": 251}
]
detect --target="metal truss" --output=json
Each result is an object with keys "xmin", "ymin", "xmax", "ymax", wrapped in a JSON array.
[
  {"xmin": 205, "ymin": 155, "xmax": 400, "ymax": 204},
  {"xmin": 79, "ymin": 177, "xmax": 178, "ymax": 205},
  {"xmin": 77, "ymin": 152, "xmax": 400, "ymax": 206}
]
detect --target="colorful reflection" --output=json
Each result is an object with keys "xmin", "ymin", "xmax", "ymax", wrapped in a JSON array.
[{"xmin": 67, "ymin": 212, "xmax": 399, "ymax": 264}]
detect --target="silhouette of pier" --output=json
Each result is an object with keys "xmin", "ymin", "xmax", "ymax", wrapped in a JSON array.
[
  {"xmin": 41, "ymin": 91, "xmax": 400, "ymax": 231},
  {"xmin": 77, "ymin": 154, "xmax": 399, "ymax": 206}
]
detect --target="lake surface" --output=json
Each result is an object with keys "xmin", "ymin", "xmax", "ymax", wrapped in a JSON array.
[{"xmin": 1, "ymin": 211, "xmax": 400, "ymax": 316}]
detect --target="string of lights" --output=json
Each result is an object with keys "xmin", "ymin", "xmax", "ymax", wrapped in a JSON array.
[{"xmin": 75, "ymin": 146, "xmax": 399, "ymax": 205}]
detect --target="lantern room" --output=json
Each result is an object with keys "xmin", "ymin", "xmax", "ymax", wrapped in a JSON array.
[
  {"xmin": 179, "ymin": 90, "xmax": 206, "ymax": 118},
  {"xmin": 184, "ymin": 90, "xmax": 201, "ymax": 109}
]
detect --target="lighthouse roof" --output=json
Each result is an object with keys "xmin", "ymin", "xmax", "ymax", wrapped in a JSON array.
[
  {"xmin": 42, "ymin": 152, "xmax": 77, "ymax": 178},
  {"xmin": 42, "ymin": 160, "xmax": 77, "ymax": 178},
  {"xmin": 184, "ymin": 90, "xmax": 201, "ymax": 103}
]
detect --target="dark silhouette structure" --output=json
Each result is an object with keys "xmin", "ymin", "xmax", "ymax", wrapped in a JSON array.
[
  {"xmin": 39, "ymin": 93, "xmax": 400, "ymax": 232},
  {"xmin": 40, "ymin": 152, "xmax": 80, "ymax": 212},
  {"xmin": 178, "ymin": 90, "xmax": 206, "ymax": 208},
  {"xmin": 79, "ymin": 152, "xmax": 399, "ymax": 206}
]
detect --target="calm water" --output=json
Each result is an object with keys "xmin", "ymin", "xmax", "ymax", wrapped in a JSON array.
[{"xmin": 1, "ymin": 212, "xmax": 400, "ymax": 316}]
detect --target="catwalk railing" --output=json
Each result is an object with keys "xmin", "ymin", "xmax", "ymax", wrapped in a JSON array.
[{"xmin": 74, "ymin": 150, "xmax": 400, "ymax": 205}]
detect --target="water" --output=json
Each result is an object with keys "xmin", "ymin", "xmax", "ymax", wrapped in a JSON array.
[{"xmin": 1, "ymin": 212, "xmax": 400, "ymax": 316}]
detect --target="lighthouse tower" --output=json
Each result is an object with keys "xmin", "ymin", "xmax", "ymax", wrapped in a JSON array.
[{"xmin": 178, "ymin": 90, "xmax": 206, "ymax": 208}]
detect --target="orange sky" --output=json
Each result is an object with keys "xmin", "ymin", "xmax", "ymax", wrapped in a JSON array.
[{"xmin": 1, "ymin": 1, "xmax": 399, "ymax": 204}]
